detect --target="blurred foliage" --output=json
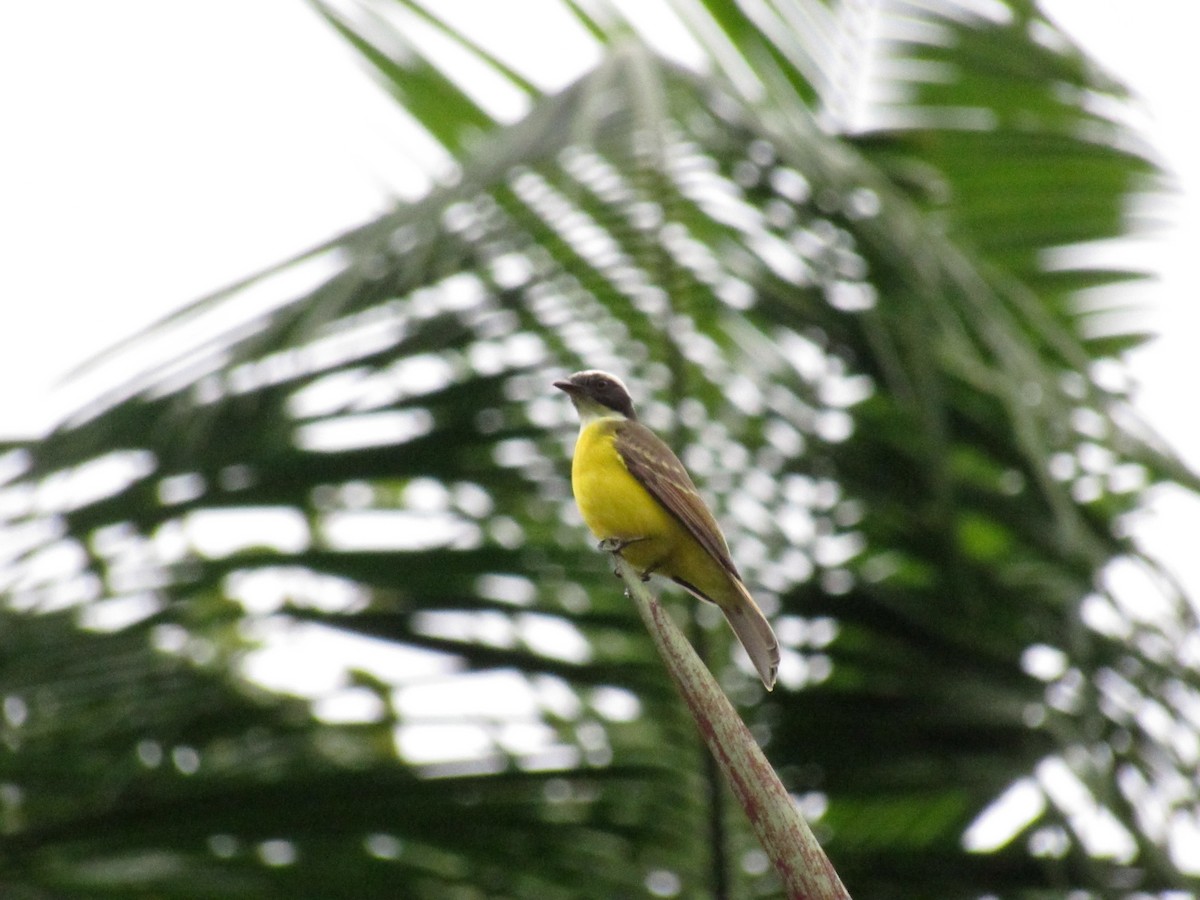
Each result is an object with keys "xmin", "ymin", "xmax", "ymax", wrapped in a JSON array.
[{"xmin": 3, "ymin": 0, "xmax": 1199, "ymax": 897}]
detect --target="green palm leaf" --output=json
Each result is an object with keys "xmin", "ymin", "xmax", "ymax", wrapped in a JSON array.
[{"xmin": 3, "ymin": 2, "xmax": 1197, "ymax": 897}]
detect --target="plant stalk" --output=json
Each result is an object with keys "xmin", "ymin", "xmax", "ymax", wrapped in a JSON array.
[{"xmin": 610, "ymin": 552, "xmax": 851, "ymax": 900}]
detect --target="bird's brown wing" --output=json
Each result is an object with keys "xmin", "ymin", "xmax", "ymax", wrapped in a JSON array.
[{"xmin": 615, "ymin": 420, "xmax": 741, "ymax": 581}]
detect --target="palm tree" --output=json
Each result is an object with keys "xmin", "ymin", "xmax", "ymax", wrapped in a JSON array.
[{"xmin": 2, "ymin": 0, "xmax": 1197, "ymax": 897}]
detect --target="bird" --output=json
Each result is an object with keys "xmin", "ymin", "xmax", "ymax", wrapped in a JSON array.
[{"xmin": 555, "ymin": 369, "xmax": 780, "ymax": 689}]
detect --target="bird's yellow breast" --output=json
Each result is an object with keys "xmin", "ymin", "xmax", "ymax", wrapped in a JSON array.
[
  {"xmin": 569, "ymin": 417, "xmax": 736, "ymax": 602},
  {"xmin": 570, "ymin": 419, "xmax": 680, "ymax": 570}
]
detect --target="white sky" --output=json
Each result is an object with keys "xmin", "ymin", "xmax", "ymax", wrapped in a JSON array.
[
  {"xmin": 1, "ymin": 5, "xmax": 1197, "ymax": 564},
  {"xmin": 1037, "ymin": 0, "xmax": 1200, "ymax": 601}
]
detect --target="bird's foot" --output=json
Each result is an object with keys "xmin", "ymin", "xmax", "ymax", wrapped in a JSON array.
[
  {"xmin": 597, "ymin": 536, "xmax": 648, "ymax": 554},
  {"xmin": 598, "ymin": 537, "xmax": 654, "ymax": 581}
]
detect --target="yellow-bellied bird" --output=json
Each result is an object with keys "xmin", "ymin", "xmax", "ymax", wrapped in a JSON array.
[{"xmin": 555, "ymin": 370, "xmax": 780, "ymax": 689}]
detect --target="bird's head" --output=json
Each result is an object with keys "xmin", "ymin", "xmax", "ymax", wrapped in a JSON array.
[{"xmin": 554, "ymin": 370, "xmax": 637, "ymax": 423}]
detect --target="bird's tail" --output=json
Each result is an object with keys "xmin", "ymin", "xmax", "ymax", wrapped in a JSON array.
[{"xmin": 722, "ymin": 580, "xmax": 780, "ymax": 690}]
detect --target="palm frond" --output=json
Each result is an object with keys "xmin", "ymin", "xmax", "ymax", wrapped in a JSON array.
[{"xmin": 3, "ymin": 3, "xmax": 1198, "ymax": 898}]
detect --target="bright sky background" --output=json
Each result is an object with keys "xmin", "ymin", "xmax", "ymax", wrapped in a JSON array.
[{"xmin": 1036, "ymin": 0, "xmax": 1200, "ymax": 603}]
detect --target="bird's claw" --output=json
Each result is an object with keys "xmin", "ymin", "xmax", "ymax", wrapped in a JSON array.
[{"xmin": 598, "ymin": 537, "xmax": 654, "ymax": 582}]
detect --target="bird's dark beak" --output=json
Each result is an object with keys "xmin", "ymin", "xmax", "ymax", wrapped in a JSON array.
[{"xmin": 553, "ymin": 379, "xmax": 579, "ymax": 395}]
